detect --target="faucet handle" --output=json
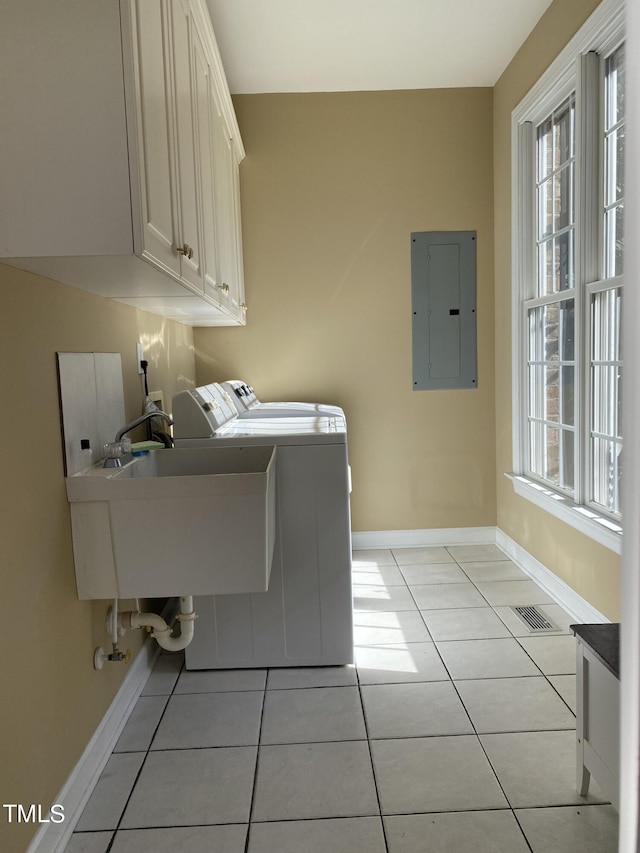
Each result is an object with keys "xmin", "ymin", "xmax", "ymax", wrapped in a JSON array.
[
  {"xmin": 103, "ymin": 442, "xmax": 123, "ymax": 468},
  {"xmin": 103, "ymin": 439, "xmax": 132, "ymax": 468}
]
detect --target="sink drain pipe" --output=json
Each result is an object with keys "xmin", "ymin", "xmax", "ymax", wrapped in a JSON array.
[{"xmin": 121, "ymin": 596, "xmax": 197, "ymax": 652}]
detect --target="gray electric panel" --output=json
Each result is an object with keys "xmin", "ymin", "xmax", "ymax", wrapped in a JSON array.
[{"xmin": 411, "ymin": 230, "xmax": 477, "ymax": 390}]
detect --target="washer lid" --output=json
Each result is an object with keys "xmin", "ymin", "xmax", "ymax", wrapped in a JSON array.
[{"xmin": 222, "ymin": 378, "xmax": 344, "ymax": 420}]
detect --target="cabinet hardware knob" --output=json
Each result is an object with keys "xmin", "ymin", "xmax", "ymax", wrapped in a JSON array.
[
  {"xmin": 177, "ymin": 243, "xmax": 194, "ymax": 260},
  {"xmin": 217, "ymin": 283, "xmax": 230, "ymax": 293}
]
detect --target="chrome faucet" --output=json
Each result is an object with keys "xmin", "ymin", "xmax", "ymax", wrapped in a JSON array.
[
  {"xmin": 115, "ymin": 410, "xmax": 174, "ymax": 442},
  {"xmin": 104, "ymin": 411, "xmax": 175, "ymax": 468}
]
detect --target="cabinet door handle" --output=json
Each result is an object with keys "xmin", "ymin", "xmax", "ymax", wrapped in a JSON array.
[
  {"xmin": 217, "ymin": 283, "xmax": 230, "ymax": 293},
  {"xmin": 177, "ymin": 243, "xmax": 194, "ymax": 260}
]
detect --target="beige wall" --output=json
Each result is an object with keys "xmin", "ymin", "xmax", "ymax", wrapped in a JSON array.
[
  {"xmin": 493, "ymin": 0, "xmax": 621, "ymax": 621},
  {"xmin": 0, "ymin": 263, "xmax": 195, "ymax": 853},
  {"xmin": 195, "ymin": 88, "xmax": 497, "ymax": 532}
]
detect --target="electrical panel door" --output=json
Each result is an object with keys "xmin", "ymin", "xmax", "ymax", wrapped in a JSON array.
[{"xmin": 411, "ymin": 230, "xmax": 477, "ymax": 390}]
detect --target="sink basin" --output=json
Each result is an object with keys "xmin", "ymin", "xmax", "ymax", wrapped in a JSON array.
[{"xmin": 66, "ymin": 446, "xmax": 276, "ymax": 599}]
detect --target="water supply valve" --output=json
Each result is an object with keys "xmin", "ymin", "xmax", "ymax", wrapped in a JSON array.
[{"xmin": 93, "ymin": 646, "xmax": 132, "ymax": 670}]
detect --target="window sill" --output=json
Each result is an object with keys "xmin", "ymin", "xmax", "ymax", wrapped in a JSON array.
[{"xmin": 505, "ymin": 473, "xmax": 622, "ymax": 555}]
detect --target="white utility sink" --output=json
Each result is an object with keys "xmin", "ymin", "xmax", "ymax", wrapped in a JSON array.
[{"xmin": 66, "ymin": 446, "xmax": 276, "ymax": 599}]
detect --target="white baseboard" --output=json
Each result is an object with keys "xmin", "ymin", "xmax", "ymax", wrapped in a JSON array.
[
  {"xmin": 495, "ymin": 529, "xmax": 609, "ymax": 624},
  {"xmin": 351, "ymin": 526, "xmax": 497, "ymax": 550},
  {"xmin": 27, "ymin": 640, "xmax": 159, "ymax": 853}
]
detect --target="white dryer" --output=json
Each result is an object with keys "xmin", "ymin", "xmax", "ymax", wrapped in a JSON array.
[
  {"xmin": 222, "ymin": 379, "xmax": 344, "ymax": 419},
  {"xmin": 171, "ymin": 383, "xmax": 353, "ymax": 670}
]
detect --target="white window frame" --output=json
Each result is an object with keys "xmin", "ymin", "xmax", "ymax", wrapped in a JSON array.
[{"xmin": 509, "ymin": 0, "xmax": 625, "ymax": 554}]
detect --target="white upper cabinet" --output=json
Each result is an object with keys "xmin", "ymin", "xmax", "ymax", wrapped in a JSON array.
[{"xmin": 0, "ymin": 0, "xmax": 246, "ymax": 327}]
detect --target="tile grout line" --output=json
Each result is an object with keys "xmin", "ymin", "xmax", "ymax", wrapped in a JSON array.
[
  {"xmin": 357, "ymin": 561, "xmax": 397, "ymax": 853},
  {"xmin": 446, "ymin": 553, "xmax": 576, "ymax": 852},
  {"xmin": 389, "ymin": 547, "xmax": 530, "ymax": 844},
  {"xmin": 439, "ymin": 605, "xmax": 537, "ymax": 853},
  {"xmin": 355, "ymin": 656, "xmax": 392, "ymax": 853},
  {"xmin": 103, "ymin": 653, "xmax": 186, "ymax": 851},
  {"xmin": 510, "ymin": 637, "xmax": 580, "ymax": 721},
  {"xmin": 510, "ymin": 808, "xmax": 538, "ymax": 853},
  {"xmin": 393, "ymin": 548, "xmax": 572, "ymax": 852},
  {"xmin": 420, "ymin": 564, "xmax": 523, "ymax": 823},
  {"xmin": 244, "ymin": 676, "xmax": 268, "ymax": 853},
  {"xmin": 454, "ymin": 559, "xmax": 579, "ymax": 721}
]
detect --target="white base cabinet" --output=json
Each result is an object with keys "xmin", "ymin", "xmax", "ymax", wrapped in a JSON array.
[{"xmin": 0, "ymin": 0, "xmax": 246, "ymax": 327}]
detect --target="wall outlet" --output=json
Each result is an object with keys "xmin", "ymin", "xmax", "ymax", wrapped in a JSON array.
[{"xmin": 136, "ymin": 342, "xmax": 144, "ymax": 374}]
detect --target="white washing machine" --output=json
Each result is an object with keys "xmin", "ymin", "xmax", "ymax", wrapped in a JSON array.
[
  {"xmin": 171, "ymin": 383, "xmax": 353, "ymax": 670},
  {"xmin": 222, "ymin": 379, "xmax": 344, "ymax": 419}
]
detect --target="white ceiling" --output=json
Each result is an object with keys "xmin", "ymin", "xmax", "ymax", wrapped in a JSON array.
[{"xmin": 205, "ymin": 0, "xmax": 554, "ymax": 94}]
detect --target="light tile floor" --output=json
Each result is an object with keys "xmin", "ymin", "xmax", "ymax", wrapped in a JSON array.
[{"xmin": 64, "ymin": 543, "xmax": 619, "ymax": 853}]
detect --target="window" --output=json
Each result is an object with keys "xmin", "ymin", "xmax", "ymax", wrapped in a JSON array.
[{"xmin": 511, "ymin": 0, "xmax": 624, "ymax": 551}]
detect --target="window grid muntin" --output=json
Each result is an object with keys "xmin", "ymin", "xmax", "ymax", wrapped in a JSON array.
[
  {"xmin": 589, "ymin": 285, "xmax": 622, "ymax": 514},
  {"xmin": 603, "ymin": 43, "xmax": 625, "ymax": 279},
  {"xmin": 527, "ymin": 297, "xmax": 576, "ymax": 493},
  {"xmin": 536, "ymin": 94, "xmax": 576, "ymax": 296}
]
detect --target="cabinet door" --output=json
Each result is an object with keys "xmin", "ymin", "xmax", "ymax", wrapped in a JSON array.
[
  {"xmin": 128, "ymin": 0, "xmax": 180, "ymax": 276},
  {"xmin": 211, "ymin": 105, "xmax": 245, "ymax": 321},
  {"xmin": 171, "ymin": 0, "xmax": 205, "ymax": 292},
  {"xmin": 191, "ymin": 19, "xmax": 223, "ymax": 307}
]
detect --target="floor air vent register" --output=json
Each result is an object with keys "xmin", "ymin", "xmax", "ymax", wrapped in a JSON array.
[{"xmin": 510, "ymin": 605, "xmax": 559, "ymax": 633}]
